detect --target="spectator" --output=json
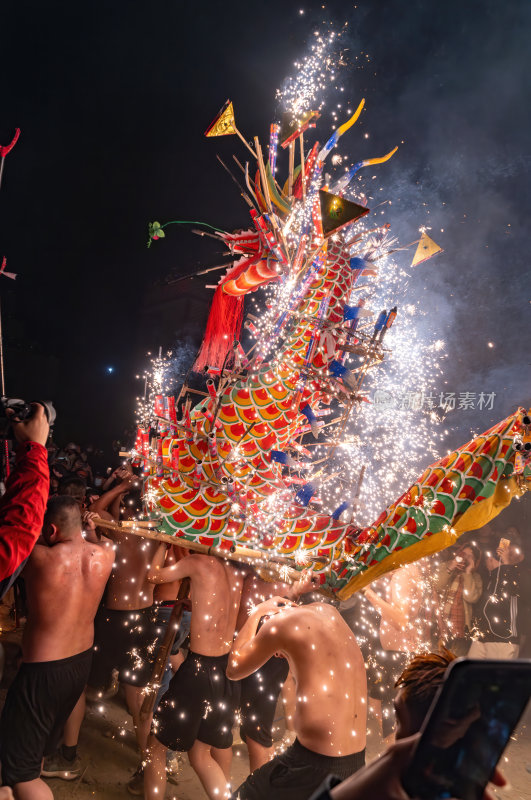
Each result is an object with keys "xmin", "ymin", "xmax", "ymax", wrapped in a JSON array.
[
  {"xmin": 57, "ymin": 475, "xmax": 87, "ymax": 509},
  {"xmin": 434, "ymin": 544, "xmax": 483, "ymax": 656},
  {"xmin": 72, "ymin": 452, "xmax": 93, "ymax": 485},
  {"xmin": 49, "ymin": 462, "xmax": 69, "ymax": 495},
  {"xmin": 0, "ymin": 405, "xmax": 50, "ymax": 599},
  {"xmin": 56, "ymin": 443, "xmax": 80, "ymax": 472},
  {"xmin": 393, "ymin": 648, "xmax": 457, "ymax": 739},
  {"xmin": 469, "ymin": 527, "xmax": 529, "ymax": 659}
]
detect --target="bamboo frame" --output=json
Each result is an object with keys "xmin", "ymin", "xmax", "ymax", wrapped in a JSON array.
[
  {"xmin": 234, "ymin": 126, "xmax": 257, "ymax": 158},
  {"xmin": 254, "ymin": 136, "xmax": 273, "ymax": 214},
  {"xmin": 299, "ymin": 132, "xmax": 306, "ymax": 202},
  {"xmin": 288, "ymin": 141, "xmax": 295, "ymax": 198}
]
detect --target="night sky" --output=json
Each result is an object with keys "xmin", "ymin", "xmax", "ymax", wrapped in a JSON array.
[{"xmin": 1, "ymin": 0, "xmax": 530, "ymax": 526}]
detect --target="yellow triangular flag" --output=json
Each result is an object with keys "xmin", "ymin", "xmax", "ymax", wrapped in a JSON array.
[
  {"xmin": 411, "ymin": 232, "xmax": 443, "ymax": 266},
  {"xmin": 205, "ymin": 100, "xmax": 237, "ymax": 138}
]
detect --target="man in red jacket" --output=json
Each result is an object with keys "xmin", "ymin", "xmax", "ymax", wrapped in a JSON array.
[{"xmin": 0, "ymin": 404, "xmax": 50, "ymax": 598}]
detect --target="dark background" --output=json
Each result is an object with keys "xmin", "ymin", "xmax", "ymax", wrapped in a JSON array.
[{"xmin": 0, "ymin": 0, "xmax": 529, "ymax": 469}]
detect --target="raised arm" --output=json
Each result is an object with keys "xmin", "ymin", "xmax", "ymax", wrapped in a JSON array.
[
  {"xmin": 227, "ymin": 597, "xmax": 293, "ymax": 680},
  {"xmin": 284, "ymin": 568, "xmax": 321, "ymax": 600},
  {"xmin": 89, "ymin": 471, "xmax": 134, "ymax": 521},
  {"xmin": 364, "ymin": 568, "xmax": 418, "ymax": 631},
  {"xmin": 147, "ymin": 548, "xmax": 195, "ymax": 584}
]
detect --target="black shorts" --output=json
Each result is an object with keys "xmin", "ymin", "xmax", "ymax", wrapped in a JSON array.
[
  {"xmin": 88, "ymin": 605, "xmax": 164, "ymax": 690},
  {"xmin": 240, "ymin": 655, "xmax": 289, "ymax": 747},
  {"xmin": 0, "ymin": 649, "xmax": 92, "ymax": 787},
  {"xmin": 230, "ymin": 738, "xmax": 365, "ymax": 800},
  {"xmin": 153, "ymin": 651, "xmax": 240, "ymax": 752}
]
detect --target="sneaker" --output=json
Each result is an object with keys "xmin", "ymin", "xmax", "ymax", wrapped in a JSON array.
[
  {"xmin": 127, "ymin": 766, "xmax": 144, "ymax": 796},
  {"xmin": 41, "ymin": 753, "xmax": 81, "ymax": 780}
]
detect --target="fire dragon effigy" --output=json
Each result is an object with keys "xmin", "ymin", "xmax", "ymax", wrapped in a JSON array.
[{"xmin": 136, "ymin": 97, "xmax": 530, "ymax": 598}]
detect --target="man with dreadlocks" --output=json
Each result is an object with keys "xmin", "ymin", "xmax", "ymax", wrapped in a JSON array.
[{"xmin": 392, "ymin": 648, "xmax": 457, "ymax": 740}]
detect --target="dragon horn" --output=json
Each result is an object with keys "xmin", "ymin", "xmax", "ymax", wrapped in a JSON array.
[
  {"xmin": 317, "ymin": 99, "xmax": 365, "ymax": 164},
  {"xmin": 332, "ymin": 147, "xmax": 398, "ymax": 194}
]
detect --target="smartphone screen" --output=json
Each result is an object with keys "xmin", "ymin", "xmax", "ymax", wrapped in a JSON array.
[{"xmin": 403, "ymin": 659, "xmax": 531, "ymax": 800}]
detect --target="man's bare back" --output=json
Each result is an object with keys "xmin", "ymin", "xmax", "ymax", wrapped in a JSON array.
[
  {"xmin": 22, "ymin": 517, "xmax": 114, "ymax": 663},
  {"xmin": 148, "ymin": 551, "xmax": 243, "ymax": 655},
  {"xmin": 228, "ymin": 600, "xmax": 367, "ymax": 756},
  {"xmin": 105, "ymin": 532, "xmax": 160, "ymax": 610}
]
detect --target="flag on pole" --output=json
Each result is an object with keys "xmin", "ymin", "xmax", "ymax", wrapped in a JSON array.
[
  {"xmin": 411, "ymin": 232, "xmax": 443, "ymax": 266},
  {"xmin": 205, "ymin": 100, "xmax": 237, "ymax": 137},
  {"xmin": 319, "ymin": 190, "xmax": 370, "ymax": 238}
]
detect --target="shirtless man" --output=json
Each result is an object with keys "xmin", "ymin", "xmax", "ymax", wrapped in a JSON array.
[
  {"xmin": 237, "ymin": 569, "xmax": 319, "ymax": 772},
  {"xmin": 45, "ymin": 476, "xmax": 164, "ymax": 790},
  {"xmin": 0, "ymin": 496, "xmax": 114, "ymax": 799},
  {"xmin": 227, "ymin": 599, "xmax": 367, "ymax": 800},
  {"xmin": 143, "ymin": 551, "xmax": 244, "ymax": 800},
  {"xmin": 363, "ymin": 562, "xmax": 425, "ymax": 741},
  {"xmin": 87, "ymin": 528, "xmax": 163, "ymax": 761}
]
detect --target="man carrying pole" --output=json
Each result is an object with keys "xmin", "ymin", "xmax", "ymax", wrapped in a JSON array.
[{"xmin": 143, "ymin": 549, "xmax": 244, "ymax": 800}]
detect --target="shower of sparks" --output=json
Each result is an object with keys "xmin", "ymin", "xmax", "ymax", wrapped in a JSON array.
[
  {"xmin": 135, "ymin": 350, "xmax": 175, "ymax": 431},
  {"xmin": 276, "ymin": 24, "xmax": 351, "ymax": 122}
]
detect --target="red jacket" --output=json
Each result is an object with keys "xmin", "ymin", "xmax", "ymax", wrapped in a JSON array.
[{"xmin": 0, "ymin": 442, "xmax": 50, "ymax": 598}]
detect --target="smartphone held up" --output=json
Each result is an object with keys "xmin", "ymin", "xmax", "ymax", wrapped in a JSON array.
[{"xmin": 402, "ymin": 658, "xmax": 531, "ymax": 800}]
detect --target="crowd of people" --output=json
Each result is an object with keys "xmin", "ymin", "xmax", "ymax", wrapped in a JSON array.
[{"xmin": 0, "ymin": 404, "xmax": 528, "ymax": 800}]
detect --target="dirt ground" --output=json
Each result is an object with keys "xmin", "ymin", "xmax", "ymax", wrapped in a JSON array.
[
  {"xmin": 40, "ymin": 693, "xmax": 531, "ymax": 800},
  {"xmin": 1, "ymin": 610, "xmax": 530, "ymax": 800}
]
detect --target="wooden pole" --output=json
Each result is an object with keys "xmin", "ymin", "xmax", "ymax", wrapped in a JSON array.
[
  {"xmin": 139, "ymin": 578, "xmax": 190, "ymax": 722},
  {"xmin": 254, "ymin": 137, "xmax": 273, "ymax": 214},
  {"xmin": 234, "ymin": 126, "xmax": 257, "ymax": 158},
  {"xmin": 299, "ymin": 132, "xmax": 306, "ymax": 202},
  {"xmin": 92, "ymin": 517, "xmax": 305, "ymax": 584},
  {"xmin": 288, "ymin": 142, "xmax": 295, "ymax": 198}
]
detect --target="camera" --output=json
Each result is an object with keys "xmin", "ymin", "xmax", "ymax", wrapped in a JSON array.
[{"xmin": 0, "ymin": 397, "xmax": 56, "ymax": 430}]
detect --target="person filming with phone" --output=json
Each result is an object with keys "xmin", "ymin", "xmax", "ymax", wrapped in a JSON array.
[
  {"xmin": 435, "ymin": 544, "xmax": 483, "ymax": 656},
  {"xmin": 0, "ymin": 401, "xmax": 51, "ymax": 599},
  {"xmin": 469, "ymin": 528, "xmax": 528, "ymax": 659}
]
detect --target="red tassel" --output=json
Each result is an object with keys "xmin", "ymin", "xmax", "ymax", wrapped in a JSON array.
[
  {"xmin": 193, "ymin": 255, "xmax": 266, "ymax": 371},
  {"xmin": 193, "ymin": 287, "xmax": 243, "ymax": 371}
]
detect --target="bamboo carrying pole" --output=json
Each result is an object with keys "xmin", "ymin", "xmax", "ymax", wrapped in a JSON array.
[
  {"xmin": 92, "ymin": 517, "xmax": 306, "ymax": 584},
  {"xmin": 139, "ymin": 578, "xmax": 190, "ymax": 722}
]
